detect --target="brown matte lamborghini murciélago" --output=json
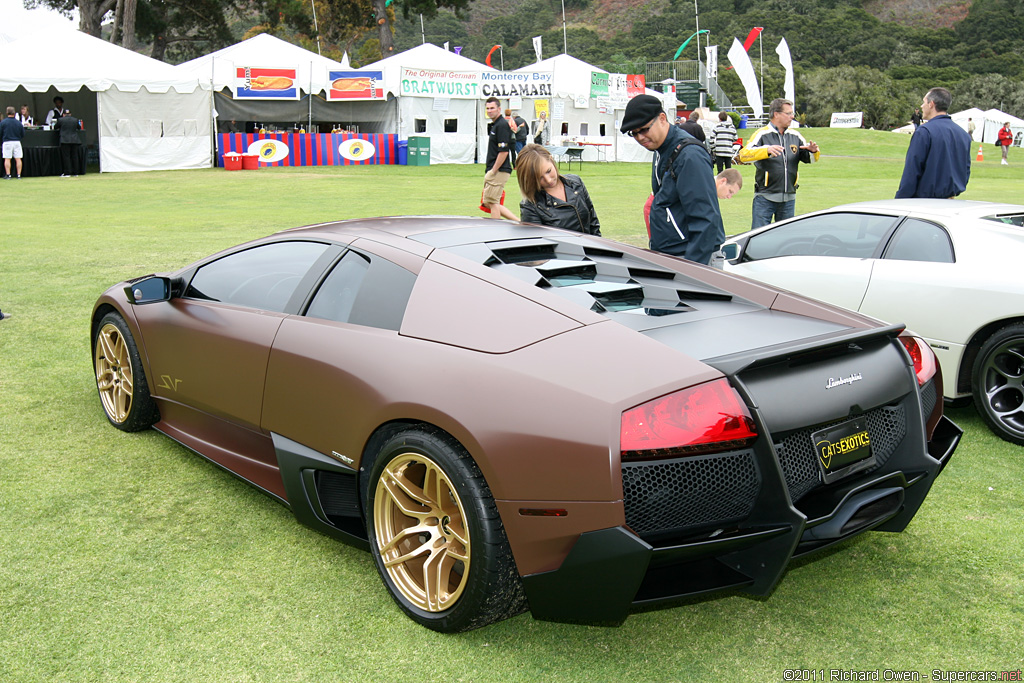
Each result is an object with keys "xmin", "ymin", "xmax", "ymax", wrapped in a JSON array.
[{"xmin": 92, "ymin": 216, "xmax": 961, "ymax": 632}]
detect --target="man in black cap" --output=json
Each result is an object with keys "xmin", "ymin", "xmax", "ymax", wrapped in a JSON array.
[{"xmin": 621, "ymin": 94, "xmax": 724, "ymax": 266}]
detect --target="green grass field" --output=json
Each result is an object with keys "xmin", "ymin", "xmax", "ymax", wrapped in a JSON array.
[{"xmin": 1, "ymin": 128, "xmax": 1023, "ymax": 682}]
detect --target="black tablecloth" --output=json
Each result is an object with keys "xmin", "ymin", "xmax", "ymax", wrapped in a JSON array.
[
  {"xmin": 19, "ymin": 129, "xmax": 87, "ymax": 177},
  {"xmin": 21, "ymin": 146, "xmax": 86, "ymax": 177}
]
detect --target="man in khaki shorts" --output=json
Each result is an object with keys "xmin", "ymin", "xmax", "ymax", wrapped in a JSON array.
[{"xmin": 482, "ymin": 97, "xmax": 517, "ymax": 220}]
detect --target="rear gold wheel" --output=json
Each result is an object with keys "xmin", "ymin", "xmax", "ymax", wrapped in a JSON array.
[
  {"xmin": 363, "ymin": 427, "xmax": 525, "ymax": 632},
  {"xmin": 373, "ymin": 452, "xmax": 470, "ymax": 612}
]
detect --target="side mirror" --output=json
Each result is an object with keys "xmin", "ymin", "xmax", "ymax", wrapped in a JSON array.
[
  {"xmin": 721, "ymin": 243, "xmax": 740, "ymax": 261},
  {"xmin": 125, "ymin": 276, "xmax": 172, "ymax": 304}
]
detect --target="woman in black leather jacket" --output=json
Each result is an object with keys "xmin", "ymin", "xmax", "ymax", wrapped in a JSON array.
[{"xmin": 515, "ymin": 145, "xmax": 601, "ymax": 235}]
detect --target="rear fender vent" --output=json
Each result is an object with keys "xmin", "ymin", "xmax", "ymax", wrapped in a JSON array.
[{"xmin": 316, "ymin": 470, "xmax": 361, "ymax": 518}]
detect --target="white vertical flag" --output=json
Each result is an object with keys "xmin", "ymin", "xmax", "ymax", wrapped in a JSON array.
[
  {"xmin": 727, "ymin": 37, "xmax": 762, "ymax": 118},
  {"xmin": 705, "ymin": 45, "xmax": 718, "ymax": 80},
  {"xmin": 776, "ymin": 37, "xmax": 795, "ymax": 105},
  {"xmin": 444, "ymin": 41, "xmax": 450, "ymax": 51},
  {"xmin": 533, "ymin": 36, "xmax": 543, "ymax": 63}
]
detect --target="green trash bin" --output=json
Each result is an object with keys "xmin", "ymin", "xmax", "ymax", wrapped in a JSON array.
[{"xmin": 408, "ymin": 135, "xmax": 431, "ymax": 166}]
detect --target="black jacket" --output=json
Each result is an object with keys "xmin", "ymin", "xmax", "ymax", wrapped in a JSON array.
[{"xmin": 519, "ymin": 174, "xmax": 601, "ymax": 235}]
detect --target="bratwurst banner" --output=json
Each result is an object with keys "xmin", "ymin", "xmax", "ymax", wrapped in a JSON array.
[
  {"xmin": 397, "ymin": 68, "xmax": 553, "ymax": 99},
  {"xmin": 234, "ymin": 66, "xmax": 299, "ymax": 100},
  {"xmin": 327, "ymin": 70, "xmax": 385, "ymax": 100}
]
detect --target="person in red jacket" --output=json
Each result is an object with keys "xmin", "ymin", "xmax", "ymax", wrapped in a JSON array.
[{"xmin": 997, "ymin": 122, "xmax": 1014, "ymax": 165}]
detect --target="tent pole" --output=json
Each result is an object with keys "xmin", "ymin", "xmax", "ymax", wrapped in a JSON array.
[
  {"xmin": 211, "ymin": 57, "xmax": 217, "ymax": 167},
  {"xmin": 308, "ymin": 61, "xmax": 314, "ymax": 131}
]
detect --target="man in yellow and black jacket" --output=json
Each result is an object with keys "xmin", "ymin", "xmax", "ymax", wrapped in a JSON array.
[{"xmin": 738, "ymin": 98, "xmax": 820, "ymax": 229}]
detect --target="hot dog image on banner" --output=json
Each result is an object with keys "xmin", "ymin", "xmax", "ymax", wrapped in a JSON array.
[
  {"xmin": 328, "ymin": 70, "xmax": 385, "ymax": 100},
  {"xmin": 235, "ymin": 66, "xmax": 299, "ymax": 100}
]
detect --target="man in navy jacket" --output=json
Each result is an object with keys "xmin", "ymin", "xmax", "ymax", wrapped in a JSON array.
[
  {"xmin": 621, "ymin": 95, "xmax": 724, "ymax": 266},
  {"xmin": 896, "ymin": 87, "xmax": 971, "ymax": 199}
]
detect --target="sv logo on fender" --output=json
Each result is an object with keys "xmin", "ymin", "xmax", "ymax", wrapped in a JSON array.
[{"xmin": 157, "ymin": 375, "xmax": 182, "ymax": 391}]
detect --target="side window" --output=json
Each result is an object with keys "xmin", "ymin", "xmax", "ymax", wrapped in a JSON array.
[
  {"xmin": 444, "ymin": 118, "xmax": 458, "ymax": 133},
  {"xmin": 184, "ymin": 241, "xmax": 328, "ymax": 312},
  {"xmin": 883, "ymin": 219, "xmax": 954, "ymax": 263},
  {"xmin": 306, "ymin": 249, "xmax": 417, "ymax": 331},
  {"xmin": 744, "ymin": 212, "xmax": 898, "ymax": 261},
  {"xmin": 414, "ymin": 118, "xmax": 427, "ymax": 133},
  {"xmin": 305, "ymin": 250, "xmax": 370, "ymax": 323},
  {"xmin": 579, "ymin": 122, "xmax": 589, "ymax": 136}
]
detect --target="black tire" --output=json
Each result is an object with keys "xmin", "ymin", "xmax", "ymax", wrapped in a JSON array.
[
  {"xmin": 362, "ymin": 427, "xmax": 526, "ymax": 632},
  {"xmin": 972, "ymin": 322, "xmax": 1024, "ymax": 446},
  {"xmin": 93, "ymin": 312, "xmax": 159, "ymax": 432}
]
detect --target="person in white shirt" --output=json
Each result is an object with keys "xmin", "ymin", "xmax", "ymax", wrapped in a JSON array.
[
  {"xmin": 45, "ymin": 96, "xmax": 65, "ymax": 127},
  {"xmin": 16, "ymin": 105, "xmax": 33, "ymax": 126}
]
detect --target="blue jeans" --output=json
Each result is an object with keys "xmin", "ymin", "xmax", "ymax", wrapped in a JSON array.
[{"xmin": 752, "ymin": 195, "xmax": 795, "ymax": 229}]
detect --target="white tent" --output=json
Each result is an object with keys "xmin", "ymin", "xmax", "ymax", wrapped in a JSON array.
[
  {"xmin": 0, "ymin": 27, "xmax": 211, "ymax": 173},
  {"xmin": 515, "ymin": 54, "xmax": 622, "ymax": 162},
  {"xmin": 362, "ymin": 43, "xmax": 496, "ymax": 164},
  {"xmin": 177, "ymin": 33, "xmax": 343, "ymax": 95},
  {"xmin": 177, "ymin": 33, "xmax": 367, "ymax": 134},
  {"xmin": 950, "ymin": 107, "xmax": 986, "ymax": 142},
  {"xmin": 515, "ymin": 54, "xmax": 669, "ymax": 163},
  {"xmin": 981, "ymin": 108, "xmax": 1024, "ymax": 147}
]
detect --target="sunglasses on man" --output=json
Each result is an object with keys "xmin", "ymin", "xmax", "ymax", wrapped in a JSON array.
[{"xmin": 627, "ymin": 116, "xmax": 660, "ymax": 138}]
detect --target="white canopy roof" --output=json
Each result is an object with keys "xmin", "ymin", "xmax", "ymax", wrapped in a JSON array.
[
  {"xmin": 362, "ymin": 43, "xmax": 495, "ymax": 98},
  {"xmin": 0, "ymin": 26, "xmax": 203, "ymax": 93},
  {"xmin": 515, "ymin": 53, "xmax": 607, "ymax": 98},
  {"xmin": 176, "ymin": 33, "xmax": 343, "ymax": 93},
  {"xmin": 982, "ymin": 107, "xmax": 1024, "ymax": 127}
]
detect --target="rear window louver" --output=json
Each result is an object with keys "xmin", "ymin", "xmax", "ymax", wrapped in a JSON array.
[{"xmin": 446, "ymin": 237, "xmax": 733, "ymax": 316}]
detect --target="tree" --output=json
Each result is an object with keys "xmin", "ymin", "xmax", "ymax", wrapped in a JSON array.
[
  {"xmin": 953, "ymin": 73, "xmax": 1024, "ymax": 117},
  {"xmin": 801, "ymin": 65, "xmax": 915, "ymax": 129},
  {"xmin": 27, "ymin": 0, "xmax": 115, "ymax": 37}
]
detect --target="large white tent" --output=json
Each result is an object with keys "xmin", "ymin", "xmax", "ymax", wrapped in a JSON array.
[
  {"xmin": 951, "ymin": 107, "xmax": 1024, "ymax": 147},
  {"xmin": 950, "ymin": 107, "xmax": 987, "ymax": 141},
  {"xmin": 363, "ymin": 43, "xmax": 496, "ymax": 164},
  {"xmin": 0, "ymin": 27, "xmax": 211, "ymax": 173}
]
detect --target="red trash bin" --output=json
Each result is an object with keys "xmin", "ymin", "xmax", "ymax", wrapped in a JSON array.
[
  {"xmin": 223, "ymin": 152, "xmax": 242, "ymax": 171},
  {"xmin": 241, "ymin": 153, "xmax": 259, "ymax": 170}
]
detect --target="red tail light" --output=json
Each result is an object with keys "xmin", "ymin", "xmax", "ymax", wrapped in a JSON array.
[
  {"xmin": 621, "ymin": 379, "xmax": 757, "ymax": 461},
  {"xmin": 898, "ymin": 334, "xmax": 937, "ymax": 386}
]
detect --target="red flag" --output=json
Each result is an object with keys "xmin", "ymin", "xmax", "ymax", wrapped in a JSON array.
[
  {"xmin": 742, "ymin": 27, "xmax": 764, "ymax": 52},
  {"xmin": 485, "ymin": 44, "xmax": 501, "ymax": 68}
]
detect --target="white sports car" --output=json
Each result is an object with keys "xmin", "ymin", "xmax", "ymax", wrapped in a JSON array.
[{"xmin": 722, "ymin": 199, "xmax": 1024, "ymax": 446}]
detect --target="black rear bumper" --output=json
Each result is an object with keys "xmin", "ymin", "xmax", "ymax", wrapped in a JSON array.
[{"xmin": 521, "ymin": 414, "xmax": 961, "ymax": 625}]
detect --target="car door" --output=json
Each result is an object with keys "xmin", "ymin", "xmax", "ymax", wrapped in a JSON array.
[
  {"xmin": 858, "ymin": 217, "xmax": 961, "ymax": 370},
  {"xmin": 262, "ymin": 242, "xmax": 421, "ymax": 465},
  {"xmin": 135, "ymin": 240, "xmax": 333, "ymax": 432},
  {"xmin": 730, "ymin": 211, "xmax": 898, "ymax": 312}
]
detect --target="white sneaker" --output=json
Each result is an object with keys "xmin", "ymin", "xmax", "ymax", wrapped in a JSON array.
[{"xmin": 1002, "ymin": 159, "xmax": 1008, "ymax": 165}]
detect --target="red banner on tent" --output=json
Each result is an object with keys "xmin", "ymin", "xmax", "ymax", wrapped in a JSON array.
[{"xmin": 626, "ymin": 74, "xmax": 646, "ymax": 98}]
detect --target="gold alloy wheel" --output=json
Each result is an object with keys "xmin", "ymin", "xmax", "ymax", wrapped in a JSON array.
[
  {"xmin": 94, "ymin": 322, "xmax": 134, "ymax": 423},
  {"xmin": 373, "ymin": 452, "xmax": 471, "ymax": 612}
]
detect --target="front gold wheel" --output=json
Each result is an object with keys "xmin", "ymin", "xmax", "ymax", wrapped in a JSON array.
[
  {"xmin": 373, "ymin": 452, "xmax": 471, "ymax": 612},
  {"xmin": 93, "ymin": 312, "xmax": 158, "ymax": 432},
  {"xmin": 95, "ymin": 322, "xmax": 134, "ymax": 424}
]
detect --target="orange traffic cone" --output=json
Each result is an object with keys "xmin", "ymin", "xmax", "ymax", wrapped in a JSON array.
[{"xmin": 977, "ymin": 145, "xmax": 984, "ymax": 162}]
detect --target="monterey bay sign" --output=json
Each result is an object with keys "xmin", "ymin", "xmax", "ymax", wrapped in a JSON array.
[{"xmin": 400, "ymin": 68, "xmax": 553, "ymax": 99}]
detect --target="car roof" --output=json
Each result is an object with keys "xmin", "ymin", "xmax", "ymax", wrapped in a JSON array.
[{"xmin": 824, "ymin": 199, "xmax": 1024, "ymax": 220}]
